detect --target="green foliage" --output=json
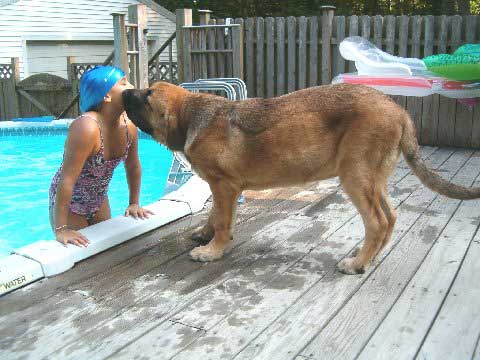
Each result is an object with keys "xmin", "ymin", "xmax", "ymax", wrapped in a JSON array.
[{"xmin": 157, "ymin": 0, "xmax": 480, "ymax": 17}]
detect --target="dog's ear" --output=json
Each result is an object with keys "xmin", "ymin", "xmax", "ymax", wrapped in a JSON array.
[
  {"xmin": 165, "ymin": 111, "xmax": 187, "ymax": 151},
  {"xmin": 145, "ymin": 94, "xmax": 167, "ymax": 144}
]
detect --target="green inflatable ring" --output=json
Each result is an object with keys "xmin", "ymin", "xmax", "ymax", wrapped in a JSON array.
[
  {"xmin": 423, "ymin": 53, "xmax": 480, "ymax": 81},
  {"xmin": 454, "ymin": 44, "xmax": 480, "ymax": 56}
]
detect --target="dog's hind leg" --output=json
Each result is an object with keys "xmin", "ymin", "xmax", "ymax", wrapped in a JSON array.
[
  {"xmin": 336, "ymin": 172, "xmax": 390, "ymax": 274},
  {"xmin": 190, "ymin": 180, "xmax": 241, "ymax": 262},
  {"xmin": 377, "ymin": 189, "xmax": 397, "ymax": 255}
]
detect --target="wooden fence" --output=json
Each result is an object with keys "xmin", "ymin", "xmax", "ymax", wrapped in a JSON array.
[
  {"xmin": 16, "ymin": 73, "xmax": 74, "ymax": 118},
  {"xmin": 0, "ymin": 58, "xmax": 108, "ymax": 120},
  {"xmin": 174, "ymin": 9, "xmax": 244, "ymax": 82},
  {"xmin": 234, "ymin": 11, "xmax": 480, "ymax": 148},
  {"xmin": 2, "ymin": 8, "xmax": 480, "ymax": 149},
  {"xmin": 181, "ymin": 23, "xmax": 244, "ymax": 82},
  {"xmin": 148, "ymin": 32, "xmax": 178, "ymax": 84},
  {"xmin": 0, "ymin": 58, "xmax": 79, "ymax": 120},
  {"xmin": 229, "ymin": 12, "xmax": 480, "ymax": 94}
]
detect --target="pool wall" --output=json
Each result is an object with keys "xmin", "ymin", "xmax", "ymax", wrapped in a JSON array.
[{"xmin": 0, "ymin": 120, "xmax": 211, "ymax": 296}]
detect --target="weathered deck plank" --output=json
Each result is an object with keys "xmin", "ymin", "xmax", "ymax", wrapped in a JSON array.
[
  {"xmin": 1, "ymin": 185, "xmax": 321, "ymax": 313},
  {"xmin": 416, "ymin": 221, "xmax": 480, "ymax": 359},
  {"xmin": 2, "ymin": 180, "xmax": 340, "ymax": 359},
  {"xmin": 299, "ymin": 150, "xmax": 478, "ymax": 360},
  {"xmin": 0, "ymin": 210, "xmax": 206, "ymax": 315},
  {"xmin": 47, "ymin": 183, "xmax": 339, "ymax": 359},
  {"xmin": 0, "ymin": 183, "xmax": 335, "ymax": 358},
  {"xmin": 135, "ymin": 149, "xmax": 442, "ymax": 359},
  {"xmin": 64, "ymin": 191, "xmax": 301, "ymax": 301},
  {"xmin": 475, "ymin": 336, "xmax": 480, "ymax": 360},
  {"xmin": 357, "ymin": 153, "xmax": 480, "ymax": 360},
  {"xmin": 113, "ymin": 195, "xmax": 357, "ymax": 358},
  {"xmin": 472, "ymin": 340, "xmax": 480, "ymax": 360},
  {"xmin": 233, "ymin": 148, "xmax": 467, "ymax": 359},
  {"xmin": 105, "ymin": 148, "xmax": 449, "ymax": 357}
]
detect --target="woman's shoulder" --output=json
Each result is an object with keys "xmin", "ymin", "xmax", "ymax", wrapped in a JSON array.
[{"xmin": 68, "ymin": 113, "xmax": 100, "ymax": 141}]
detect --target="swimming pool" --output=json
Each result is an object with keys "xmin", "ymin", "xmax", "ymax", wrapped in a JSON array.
[{"xmin": 0, "ymin": 126, "xmax": 173, "ymax": 257}]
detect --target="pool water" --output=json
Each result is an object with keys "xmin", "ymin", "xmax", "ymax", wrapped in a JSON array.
[{"xmin": 0, "ymin": 133, "xmax": 173, "ymax": 257}]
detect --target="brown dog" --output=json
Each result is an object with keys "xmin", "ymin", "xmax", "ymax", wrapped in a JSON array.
[{"xmin": 122, "ymin": 82, "xmax": 480, "ymax": 274}]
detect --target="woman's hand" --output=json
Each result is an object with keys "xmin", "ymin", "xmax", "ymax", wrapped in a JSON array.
[
  {"xmin": 56, "ymin": 228, "xmax": 90, "ymax": 247},
  {"xmin": 124, "ymin": 204, "xmax": 154, "ymax": 219}
]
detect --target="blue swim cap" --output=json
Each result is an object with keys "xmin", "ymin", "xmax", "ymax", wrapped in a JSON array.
[{"xmin": 79, "ymin": 65, "xmax": 125, "ymax": 113}]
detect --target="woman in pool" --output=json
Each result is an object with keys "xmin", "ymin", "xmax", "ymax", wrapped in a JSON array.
[{"xmin": 49, "ymin": 65, "xmax": 152, "ymax": 247}]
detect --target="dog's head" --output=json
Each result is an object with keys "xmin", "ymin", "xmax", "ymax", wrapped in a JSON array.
[{"xmin": 122, "ymin": 82, "xmax": 188, "ymax": 150}]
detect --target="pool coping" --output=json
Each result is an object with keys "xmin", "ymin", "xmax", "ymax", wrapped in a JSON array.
[
  {"xmin": 0, "ymin": 120, "xmax": 211, "ymax": 296},
  {"xmin": 0, "ymin": 119, "xmax": 72, "ymax": 128}
]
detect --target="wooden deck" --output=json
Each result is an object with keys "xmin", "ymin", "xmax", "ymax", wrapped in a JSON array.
[{"xmin": 1, "ymin": 146, "xmax": 480, "ymax": 360}]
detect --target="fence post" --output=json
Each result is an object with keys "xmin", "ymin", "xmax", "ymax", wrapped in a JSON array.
[
  {"xmin": 176, "ymin": 9, "xmax": 193, "ymax": 83},
  {"xmin": 0, "ymin": 57, "xmax": 20, "ymax": 120},
  {"xmin": 232, "ymin": 23, "xmax": 244, "ymax": 79},
  {"xmin": 321, "ymin": 5, "xmax": 336, "ymax": 85},
  {"xmin": 129, "ymin": 4, "xmax": 149, "ymax": 89},
  {"xmin": 198, "ymin": 9, "xmax": 212, "ymax": 78},
  {"xmin": 66, "ymin": 56, "xmax": 79, "ymax": 117},
  {"xmin": 198, "ymin": 9, "xmax": 212, "ymax": 25},
  {"xmin": 10, "ymin": 57, "xmax": 20, "ymax": 119},
  {"xmin": 112, "ymin": 13, "xmax": 129, "ymax": 74}
]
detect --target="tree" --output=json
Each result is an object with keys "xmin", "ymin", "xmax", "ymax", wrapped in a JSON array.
[
  {"xmin": 155, "ymin": 0, "xmax": 479, "ymax": 16},
  {"xmin": 457, "ymin": 0, "xmax": 470, "ymax": 15}
]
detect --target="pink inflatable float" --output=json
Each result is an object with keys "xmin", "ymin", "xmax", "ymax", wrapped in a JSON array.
[
  {"xmin": 333, "ymin": 74, "xmax": 480, "ymax": 99},
  {"xmin": 333, "ymin": 37, "xmax": 480, "ymax": 104}
]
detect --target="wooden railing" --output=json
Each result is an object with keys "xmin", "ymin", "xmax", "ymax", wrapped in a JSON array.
[
  {"xmin": 57, "ymin": 51, "xmax": 114, "ymax": 119},
  {"xmin": 148, "ymin": 31, "xmax": 178, "ymax": 84}
]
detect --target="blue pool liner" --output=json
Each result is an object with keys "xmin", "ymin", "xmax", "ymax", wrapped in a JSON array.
[{"xmin": 11, "ymin": 116, "xmax": 55, "ymax": 122}]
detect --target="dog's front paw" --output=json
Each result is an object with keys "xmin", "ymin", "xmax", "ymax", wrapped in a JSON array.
[
  {"xmin": 336, "ymin": 257, "xmax": 365, "ymax": 275},
  {"xmin": 190, "ymin": 226, "xmax": 214, "ymax": 245},
  {"xmin": 189, "ymin": 244, "xmax": 224, "ymax": 262},
  {"xmin": 191, "ymin": 230, "xmax": 212, "ymax": 245},
  {"xmin": 351, "ymin": 247, "xmax": 360, "ymax": 257}
]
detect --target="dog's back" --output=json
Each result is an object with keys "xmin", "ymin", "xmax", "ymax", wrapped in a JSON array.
[{"xmin": 193, "ymin": 84, "xmax": 404, "ymax": 189}]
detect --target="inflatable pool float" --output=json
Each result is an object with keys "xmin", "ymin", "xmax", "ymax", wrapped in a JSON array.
[
  {"xmin": 335, "ymin": 36, "xmax": 480, "ymax": 103},
  {"xmin": 423, "ymin": 43, "xmax": 480, "ymax": 81},
  {"xmin": 332, "ymin": 73, "xmax": 480, "ymax": 99},
  {"xmin": 340, "ymin": 36, "xmax": 480, "ymax": 80},
  {"xmin": 453, "ymin": 43, "xmax": 480, "ymax": 56},
  {"xmin": 423, "ymin": 53, "xmax": 480, "ymax": 81},
  {"xmin": 339, "ymin": 36, "xmax": 430, "ymax": 77}
]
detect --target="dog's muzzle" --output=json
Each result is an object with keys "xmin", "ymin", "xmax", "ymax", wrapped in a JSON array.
[
  {"xmin": 122, "ymin": 89, "xmax": 143, "ymax": 111},
  {"xmin": 122, "ymin": 89, "xmax": 154, "ymax": 135}
]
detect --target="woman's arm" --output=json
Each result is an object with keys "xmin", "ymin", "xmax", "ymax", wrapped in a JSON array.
[
  {"xmin": 124, "ymin": 121, "xmax": 153, "ymax": 219},
  {"xmin": 54, "ymin": 118, "xmax": 98, "ymax": 245},
  {"xmin": 124, "ymin": 123, "xmax": 141, "ymax": 205}
]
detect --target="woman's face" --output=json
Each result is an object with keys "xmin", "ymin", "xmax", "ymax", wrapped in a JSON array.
[{"xmin": 106, "ymin": 76, "xmax": 134, "ymax": 110}]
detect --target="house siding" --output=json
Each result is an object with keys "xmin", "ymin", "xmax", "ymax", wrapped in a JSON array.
[{"xmin": 0, "ymin": 0, "xmax": 176, "ymax": 79}]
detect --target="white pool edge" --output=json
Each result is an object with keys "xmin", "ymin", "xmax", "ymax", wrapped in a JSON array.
[
  {"xmin": 0, "ymin": 175, "xmax": 211, "ymax": 296},
  {"xmin": 0, "ymin": 119, "xmax": 73, "ymax": 128}
]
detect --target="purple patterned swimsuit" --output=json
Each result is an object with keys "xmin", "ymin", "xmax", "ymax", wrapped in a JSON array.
[{"xmin": 49, "ymin": 114, "xmax": 131, "ymax": 221}]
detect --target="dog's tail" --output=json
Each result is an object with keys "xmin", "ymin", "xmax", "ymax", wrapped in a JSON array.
[{"xmin": 400, "ymin": 112, "xmax": 480, "ymax": 200}]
